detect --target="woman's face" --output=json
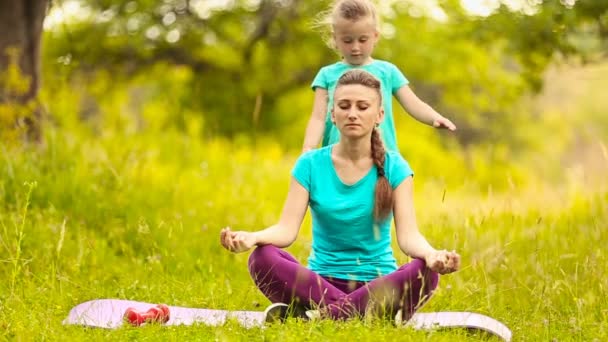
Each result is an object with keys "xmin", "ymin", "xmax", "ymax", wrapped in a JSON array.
[{"xmin": 331, "ymin": 84, "xmax": 383, "ymax": 139}]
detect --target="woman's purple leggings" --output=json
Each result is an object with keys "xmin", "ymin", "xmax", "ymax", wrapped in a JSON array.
[{"xmin": 248, "ymin": 245, "xmax": 439, "ymax": 320}]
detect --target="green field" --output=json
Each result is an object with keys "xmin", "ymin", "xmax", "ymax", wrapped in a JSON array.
[{"xmin": 1, "ymin": 113, "xmax": 606, "ymax": 340}]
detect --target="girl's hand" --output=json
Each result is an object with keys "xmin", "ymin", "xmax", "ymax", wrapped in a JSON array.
[
  {"xmin": 425, "ymin": 249, "xmax": 460, "ymax": 274},
  {"xmin": 432, "ymin": 116, "xmax": 457, "ymax": 131},
  {"xmin": 220, "ymin": 227, "xmax": 257, "ymax": 253}
]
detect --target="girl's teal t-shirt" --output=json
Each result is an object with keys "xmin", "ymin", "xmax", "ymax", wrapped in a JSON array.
[
  {"xmin": 312, "ymin": 59, "xmax": 409, "ymax": 153},
  {"xmin": 291, "ymin": 145, "xmax": 413, "ymax": 281}
]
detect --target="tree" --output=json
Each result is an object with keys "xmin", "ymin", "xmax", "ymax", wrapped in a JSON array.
[
  {"xmin": 43, "ymin": 0, "xmax": 335, "ymax": 137},
  {"xmin": 0, "ymin": 0, "xmax": 49, "ymax": 141},
  {"xmin": 41, "ymin": 0, "xmax": 607, "ymax": 145}
]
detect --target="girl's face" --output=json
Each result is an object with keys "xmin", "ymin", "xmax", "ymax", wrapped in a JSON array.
[
  {"xmin": 333, "ymin": 16, "xmax": 378, "ymax": 66},
  {"xmin": 331, "ymin": 84, "xmax": 383, "ymax": 139}
]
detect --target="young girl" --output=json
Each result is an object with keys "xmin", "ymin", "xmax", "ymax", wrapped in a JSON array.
[
  {"xmin": 302, "ymin": 0, "xmax": 456, "ymax": 153},
  {"xmin": 221, "ymin": 70, "xmax": 460, "ymax": 322}
]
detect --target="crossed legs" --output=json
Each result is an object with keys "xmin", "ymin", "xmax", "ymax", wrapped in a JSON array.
[{"xmin": 248, "ymin": 245, "xmax": 439, "ymax": 320}]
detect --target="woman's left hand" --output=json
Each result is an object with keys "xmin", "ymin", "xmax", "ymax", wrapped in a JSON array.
[
  {"xmin": 425, "ymin": 249, "xmax": 460, "ymax": 274},
  {"xmin": 220, "ymin": 227, "xmax": 257, "ymax": 253}
]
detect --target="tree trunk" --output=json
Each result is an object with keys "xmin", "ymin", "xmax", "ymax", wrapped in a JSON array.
[{"xmin": 0, "ymin": 0, "xmax": 48, "ymax": 141}]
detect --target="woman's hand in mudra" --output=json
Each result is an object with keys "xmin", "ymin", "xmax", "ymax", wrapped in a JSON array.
[
  {"xmin": 425, "ymin": 249, "xmax": 460, "ymax": 274},
  {"xmin": 220, "ymin": 227, "xmax": 257, "ymax": 253}
]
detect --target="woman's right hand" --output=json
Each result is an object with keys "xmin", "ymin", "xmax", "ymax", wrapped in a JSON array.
[
  {"xmin": 425, "ymin": 249, "xmax": 460, "ymax": 274},
  {"xmin": 220, "ymin": 227, "xmax": 257, "ymax": 253}
]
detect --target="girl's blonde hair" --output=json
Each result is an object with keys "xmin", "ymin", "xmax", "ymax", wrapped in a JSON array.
[
  {"xmin": 314, "ymin": 0, "xmax": 380, "ymax": 50},
  {"xmin": 331, "ymin": 0, "xmax": 379, "ymax": 27}
]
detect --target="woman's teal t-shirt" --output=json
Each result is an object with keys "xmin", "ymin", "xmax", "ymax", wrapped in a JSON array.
[
  {"xmin": 311, "ymin": 60, "xmax": 409, "ymax": 153},
  {"xmin": 291, "ymin": 145, "xmax": 413, "ymax": 281}
]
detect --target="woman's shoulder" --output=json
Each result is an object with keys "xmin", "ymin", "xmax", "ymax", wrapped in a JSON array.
[
  {"xmin": 299, "ymin": 145, "xmax": 331, "ymax": 162},
  {"xmin": 292, "ymin": 146, "xmax": 331, "ymax": 180},
  {"xmin": 385, "ymin": 150, "xmax": 406, "ymax": 162},
  {"xmin": 384, "ymin": 151, "xmax": 413, "ymax": 178}
]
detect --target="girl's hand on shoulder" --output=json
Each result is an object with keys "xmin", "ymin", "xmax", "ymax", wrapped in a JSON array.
[
  {"xmin": 432, "ymin": 116, "xmax": 457, "ymax": 131},
  {"xmin": 425, "ymin": 249, "xmax": 460, "ymax": 274},
  {"xmin": 220, "ymin": 227, "xmax": 257, "ymax": 253}
]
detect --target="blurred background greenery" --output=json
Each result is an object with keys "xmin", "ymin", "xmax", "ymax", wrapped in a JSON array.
[
  {"xmin": 20, "ymin": 0, "xmax": 607, "ymax": 189},
  {"xmin": 1, "ymin": 1, "xmax": 607, "ymax": 186},
  {"xmin": 1, "ymin": 1, "xmax": 607, "ymax": 339}
]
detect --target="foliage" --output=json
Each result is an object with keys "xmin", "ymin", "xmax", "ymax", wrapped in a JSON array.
[
  {"xmin": 44, "ymin": 0, "xmax": 336, "ymax": 138},
  {"xmin": 0, "ymin": 48, "xmax": 35, "ymax": 143},
  {"xmin": 41, "ymin": 0, "xmax": 607, "ymax": 143}
]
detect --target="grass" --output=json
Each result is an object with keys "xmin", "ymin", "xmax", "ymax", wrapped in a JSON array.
[{"xmin": 0, "ymin": 121, "xmax": 606, "ymax": 341}]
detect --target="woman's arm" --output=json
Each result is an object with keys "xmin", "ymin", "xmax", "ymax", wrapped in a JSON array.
[
  {"xmin": 394, "ymin": 86, "xmax": 456, "ymax": 131},
  {"xmin": 393, "ymin": 177, "xmax": 436, "ymax": 259},
  {"xmin": 220, "ymin": 177, "xmax": 309, "ymax": 253},
  {"xmin": 393, "ymin": 177, "xmax": 460, "ymax": 273},
  {"xmin": 253, "ymin": 177, "xmax": 309, "ymax": 246},
  {"xmin": 301, "ymin": 88, "xmax": 329, "ymax": 152}
]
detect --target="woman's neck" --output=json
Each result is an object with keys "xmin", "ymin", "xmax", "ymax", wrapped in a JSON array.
[{"xmin": 334, "ymin": 137, "xmax": 372, "ymax": 162}]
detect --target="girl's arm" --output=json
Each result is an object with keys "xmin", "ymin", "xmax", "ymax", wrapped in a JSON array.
[
  {"xmin": 393, "ymin": 177, "xmax": 460, "ymax": 274},
  {"xmin": 220, "ymin": 177, "xmax": 309, "ymax": 252},
  {"xmin": 302, "ymin": 88, "xmax": 329, "ymax": 152},
  {"xmin": 394, "ymin": 86, "xmax": 456, "ymax": 131}
]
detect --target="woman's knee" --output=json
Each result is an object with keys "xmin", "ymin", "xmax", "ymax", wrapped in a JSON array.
[
  {"xmin": 248, "ymin": 245, "xmax": 280, "ymax": 274},
  {"xmin": 420, "ymin": 260, "xmax": 439, "ymax": 293},
  {"xmin": 401, "ymin": 258, "xmax": 439, "ymax": 292}
]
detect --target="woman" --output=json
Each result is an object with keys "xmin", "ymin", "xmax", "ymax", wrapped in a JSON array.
[{"xmin": 220, "ymin": 69, "xmax": 460, "ymax": 322}]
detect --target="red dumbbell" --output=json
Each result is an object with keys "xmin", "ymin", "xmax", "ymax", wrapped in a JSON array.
[{"xmin": 123, "ymin": 304, "xmax": 170, "ymax": 326}]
